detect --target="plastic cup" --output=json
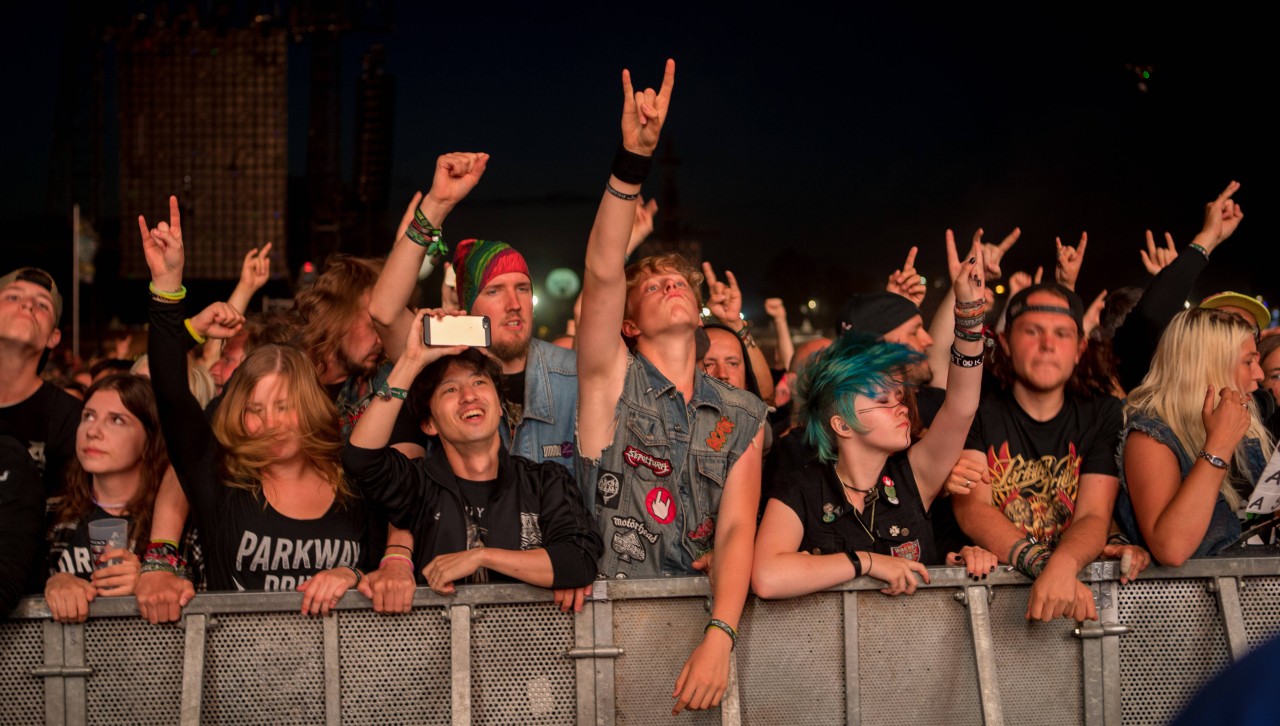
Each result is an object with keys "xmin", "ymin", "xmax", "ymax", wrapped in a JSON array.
[{"xmin": 87, "ymin": 518, "xmax": 128, "ymax": 570}]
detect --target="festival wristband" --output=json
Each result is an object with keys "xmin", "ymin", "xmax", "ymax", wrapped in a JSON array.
[{"xmin": 705, "ymin": 618, "xmax": 737, "ymax": 649}]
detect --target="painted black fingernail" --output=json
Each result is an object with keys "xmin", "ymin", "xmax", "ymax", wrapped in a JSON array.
[{"xmin": 968, "ymin": 256, "xmax": 976, "ymax": 263}]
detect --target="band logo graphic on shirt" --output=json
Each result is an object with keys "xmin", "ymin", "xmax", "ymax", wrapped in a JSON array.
[
  {"xmin": 612, "ymin": 531, "xmax": 646, "ymax": 562},
  {"xmin": 705, "ymin": 416, "xmax": 735, "ymax": 452},
  {"xmin": 646, "ymin": 487, "xmax": 676, "ymax": 524},
  {"xmin": 611, "ymin": 515, "xmax": 660, "ymax": 544},
  {"xmin": 987, "ymin": 441, "xmax": 1082, "ymax": 546},
  {"xmin": 519, "ymin": 512, "xmax": 542, "ymax": 549},
  {"xmin": 623, "ymin": 446, "xmax": 672, "ymax": 476},
  {"xmin": 597, "ymin": 471, "xmax": 622, "ymax": 509},
  {"xmin": 890, "ymin": 539, "xmax": 921, "ymax": 561},
  {"xmin": 234, "ymin": 531, "xmax": 361, "ymax": 573}
]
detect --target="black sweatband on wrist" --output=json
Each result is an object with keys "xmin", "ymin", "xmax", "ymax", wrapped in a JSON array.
[
  {"xmin": 611, "ymin": 142, "xmax": 653, "ymax": 185},
  {"xmin": 950, "ymin": 344, "xmax": 984, "ymax": 368},
  {"xmin": 845, "ymin": 549, "xmax": 864, "ymax": 577}
]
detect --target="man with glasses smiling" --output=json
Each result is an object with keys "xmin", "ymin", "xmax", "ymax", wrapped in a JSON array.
[{"xmin": 0, "ymin": 267, "xmax": 83, "ymax": 502}]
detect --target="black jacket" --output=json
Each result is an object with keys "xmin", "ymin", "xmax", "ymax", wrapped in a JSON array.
[{"xmin": 342, "ymin": 444, "xmax": 602, "ymax": 588}]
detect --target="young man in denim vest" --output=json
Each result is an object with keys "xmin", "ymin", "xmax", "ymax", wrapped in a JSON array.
[{"xmin": 577, "ymin": 60, "xmax": 767, "ymax": 716}]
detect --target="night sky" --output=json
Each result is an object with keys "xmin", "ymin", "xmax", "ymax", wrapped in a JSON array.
[{"xmin": 4, "ymin": 5, "xmax": 1274, "ymax": 338}]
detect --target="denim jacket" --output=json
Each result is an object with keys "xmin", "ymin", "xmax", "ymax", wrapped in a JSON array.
[
  {"xmin": 581, "ymin": 352, "xmax": 766, "ymax": 578},
  {"xmin": 501, "ymin": 339, "xmax": 580, "ymax": 474},
  {"xmin": 1115, "ymin": 410, "xmax": 1266, "ymax": 558}
]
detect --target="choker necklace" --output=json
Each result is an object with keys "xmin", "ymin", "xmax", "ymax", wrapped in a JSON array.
[
  {"xmin": 833, "ymin": 466, "xmax": 875, "ymax": 495},
  {"xmin": 93, "ymin": 497, "xmax": 128, "ymax": 511}
]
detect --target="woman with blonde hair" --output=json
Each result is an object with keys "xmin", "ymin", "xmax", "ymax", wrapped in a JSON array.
[
  {"xmin": 139, "ymin": 196, "xmax": 379, "ymax": 616},
  {"xmin": 1116, "ymin": 307, "xmax": 1273, "ymax": 565}
]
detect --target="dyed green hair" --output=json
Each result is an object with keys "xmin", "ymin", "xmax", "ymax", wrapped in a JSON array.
[{"xmin": 799, "ymin": 333, "xmax": 922, "ymax": 463}]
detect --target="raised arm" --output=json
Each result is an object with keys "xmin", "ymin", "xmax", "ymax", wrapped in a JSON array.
[
  {"xmin": 703, "ymin": 261, "xmax": 775, "ymax": 403},
  {"xmin": 369, "ymin": 153, "xmax": 489, "ymax": 361},
  {"xmin": 578, "ymin": 60, "xmax": 675, "ymax": 461},
  {"xmin": 1126, "ymin": 386, "xmax": 1251, "ymax": 565},
  {"xmin": 1054, "ymin": 233, "xmax": 1088, "ymax": 292},
  {"xmin": 765, "ymin": 298, "xmax": 793, "ymax": 371},
  {"xmin": 227, "ymin": 242, "xmax": 273, "ymax": 313},
  {"xmin": 909, "ymin": 240, "xmax": 986, "ymax": 507}
]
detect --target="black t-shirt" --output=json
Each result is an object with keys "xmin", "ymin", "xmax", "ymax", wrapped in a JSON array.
[
  {"xmin": 47, "ymin": 507, "xmax": 134, "ymax": 579},
  {"xmin": 964, "ymin": 389, "xmax": 1123, "ymax": 546},
  {"xmin": 500, "ymin": 369, "xmax": 527, "ymax": 434},
  {"xmin": 772, "ymin": 452, "xmax": 939, "ymax": 565},
  {"xmin": 0, "ymin": 382, "xmax": 82, "ymax": 498},
  {"xmin": 1, "ymin": 430, "xmax": 45, "ymax": 613},
  {"xmin": 457, "ymin": 477, "xmax": 497, "ymax": 584},
  {"xmin": 149, "ymin": 299, "xmax": 381, "ymax": 592}
]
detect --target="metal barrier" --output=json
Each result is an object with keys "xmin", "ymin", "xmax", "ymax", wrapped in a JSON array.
[{"xmin": 4, "ymin": 557, "xmax": 1280, "ymax": 725}]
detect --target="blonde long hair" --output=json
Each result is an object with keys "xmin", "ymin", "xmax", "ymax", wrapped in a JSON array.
[
  {"xmin": 1126, "ymin": 308, "xmax": 1274, "ymax": 509},
  {"xmin": 210, "ymin": 344, "xmax": 351, "ymax": 504}
]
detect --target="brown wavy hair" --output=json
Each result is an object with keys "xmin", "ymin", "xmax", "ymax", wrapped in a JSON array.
[
  {"xmin": 210, "ymin": 344, "xmax": 352, "ymax": 504},
  {"xmin": 293, "ymin": 255, "xmax": 382, "ymax": 376},
  {"xmin": 57, "ymin": 374, "xmax": 169, "ymax": 552}
]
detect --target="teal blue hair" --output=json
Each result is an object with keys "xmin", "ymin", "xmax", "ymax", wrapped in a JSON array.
[{"xmin": 799, "ymin": 333, "xmax": 922, "ymax": 463}]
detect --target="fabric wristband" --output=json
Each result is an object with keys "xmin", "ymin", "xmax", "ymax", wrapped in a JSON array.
[
  {"xmin": 705, "ymin": 618, "xmax": 737, "ymax": 649},
  {"xmin": 612, "ymin": 143, "xmax": 653, "ymax": 185}
]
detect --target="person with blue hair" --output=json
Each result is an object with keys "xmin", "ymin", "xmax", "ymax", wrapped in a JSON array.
[{"xmin": 752, "ymin": 241, "xmax": 992, "ymax": 598}]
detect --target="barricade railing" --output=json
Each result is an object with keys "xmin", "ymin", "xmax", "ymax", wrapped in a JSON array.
[{"xmin": 4, "ymin": 556, "xmax": 1280, "ymax": 725}]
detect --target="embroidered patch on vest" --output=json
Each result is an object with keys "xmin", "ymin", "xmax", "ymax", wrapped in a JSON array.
[
  {"xmin": 645, "ymin": 487, "xmax": 676, "ymax": 524},
  {"xmin": 543, "ymin": 441, "xmax": 575, "ymax": 459},
  {"xmin": 705, "ymin": 416, "xmax": 735, "ymax": 451},
  {"xmin": 596, "ymin": 471, "xmax": 622, "ymax": 509},
  {"xmin": 687, "ymin": 516, "xmax": 715, "ymax": 543},
  {"xmin": 611, "ymin": 515, "xmax": 660, "ymax": 544},
  {"xmin": 623, "ymin": 445, "xmax": 673, "ymax": 477},
  {"xmin": 890, "ymin": 539, "xmax": 921, "ymax": 562},
  {"xmin": 612, "ymin": 531, "xmax": 646, "ymax": 562}
]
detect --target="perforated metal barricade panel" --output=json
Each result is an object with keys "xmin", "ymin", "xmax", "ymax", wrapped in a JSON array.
[
  {"xmin": 202, "ymin": 611, "xmax": 325, "ymax": 725},
  {"xmin": 1117, "ymin": 578, "xmax": 1229, "ymax": 725},
  {"xmin": 470, "ymin": 603, "xmax": 576, "ymax": 725},
  {"xmin": 857, "ymin": 588, "xmax": 982, "ymax": 725},
  {"xmin": 988, "ymin": 585, "xmax": 1083, "ymax": 725},
  {"xmin": 84, "ymin": 618, "xmax": 184, "ymax": 725},
  {"xmin": 0, "ymin": 619, "xmax": 45, "ymax": 726},
  {"xmin": 736, "ymin": 593, "xmax": 845, "ymax": 725},
  {"xmin": 613, "ymin": 596, "xmax": 720, "ymax": 725},
  {"xmin": 1240, "ymin": 576, "xmax": 1280, "ymax": 649},
  {"xmin": 338, "ymin": 608, "xmax": 451, "ymax": 725}
]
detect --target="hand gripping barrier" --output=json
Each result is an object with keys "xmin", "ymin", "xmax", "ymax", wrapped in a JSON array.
[{"xmin": 4, "ymin": 556, "xmax": 1280, "ymax": 725}]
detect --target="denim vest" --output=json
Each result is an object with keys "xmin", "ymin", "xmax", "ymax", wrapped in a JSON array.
[
  {"xmin": 1115, "ymin": 411, "xmax": 1267, "ymax": 558},
  {"xmin": 582, "ymin": 353, "xmax": 767, "ymax": 578},
  {"xmin": 500, "ymin": 339, "xmax": 580, "ymax": 474}
]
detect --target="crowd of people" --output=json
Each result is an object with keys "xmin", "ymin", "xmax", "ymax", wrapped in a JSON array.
[{"xmin": 2, "ymin": 59, "xmax": 1278, "ymax": 714}]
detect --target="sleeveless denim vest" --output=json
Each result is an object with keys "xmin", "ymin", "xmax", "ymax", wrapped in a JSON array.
[
  {"xmin": 581, "ymin": 353, "xmax": 766, "ymax": 578},
  {"xmin": 1116, "ymin": 410, "xmax": 1266, "ymax": 558}
]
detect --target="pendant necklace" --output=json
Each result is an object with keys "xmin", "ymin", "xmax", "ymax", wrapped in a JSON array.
[{"xmin": 833, "ymin": 465, "xmax": 876, "ymax": 542}]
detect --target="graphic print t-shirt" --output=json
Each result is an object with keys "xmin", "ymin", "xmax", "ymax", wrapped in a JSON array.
[
  {"xmin": 457, "ymin": 478, "xmax": 496, "ymax": 584},
  {"xmin": 965, "ymin": 391, "xmax": 1123, "ymax": 546}
]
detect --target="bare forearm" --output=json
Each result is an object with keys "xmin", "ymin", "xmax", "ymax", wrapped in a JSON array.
[
  {"xmin": 926, "ymin": 287, "xmax": 956, "ymax": 389},
  {"xmin": 772, "ymin": 316, "xmax": 794, "ymax": 371},
  {"xmin": 1146, "ymin": 462, "xmax": 1227, "ymax": 565},
  {"xmin": 477, "ymin": 548, "xmax": 555, "ymax": 588},
  {"xmin": 753, "ymin": 551, "xmax": 858, "ymax": 599},
  {"xmin": 709, "ymin": 521, "xmax": 754, "ymax": 629},
  {"xmin": 150, "ymin": 468, "xmax": 189, "ymax": 543},
  {"xmin": 348, "ymin": 361, "xmax": 420, "ymax": 449},
  {"xmin": 1048, "ymin": 512, "xmax": 1109, "ymax": 572},
  {"xmin": 954, "ymin": 498, "xmax": 1027, "ymax": 564}
]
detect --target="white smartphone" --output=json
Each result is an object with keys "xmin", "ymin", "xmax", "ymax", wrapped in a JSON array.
[{"xmin": 423, "ymin": 315, "xmax": 490, "ymax": 347}]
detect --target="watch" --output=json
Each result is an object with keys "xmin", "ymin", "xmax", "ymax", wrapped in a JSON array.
[{"xmin": 1198, "ymin": 450, "xmax": 1229, "ymax": 470}]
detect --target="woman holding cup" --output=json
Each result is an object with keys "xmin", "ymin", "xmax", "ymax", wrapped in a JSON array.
[{"xmin": 44, "ymin": 374, "xmax": 169, "ymax": 622}]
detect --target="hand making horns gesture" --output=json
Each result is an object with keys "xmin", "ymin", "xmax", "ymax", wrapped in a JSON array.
[{"xmin": 622, "ymin": 59, "xmax": 676, "ymax": 157}]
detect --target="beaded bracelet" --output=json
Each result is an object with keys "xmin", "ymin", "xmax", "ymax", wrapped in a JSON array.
[{"xmin": 705, "ymin": 619, "xmax": 737, "ymax": 649}]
